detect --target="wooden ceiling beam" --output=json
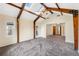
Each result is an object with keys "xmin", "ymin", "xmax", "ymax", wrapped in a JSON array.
[
  {"xmin": 7, "ymin": 3, "xmax": 45, "ymax": 19},
  {"xmin": 41, "ymin": 3, "xmax": 78, "ymax": 16},
  {"xmin": 47, "ymin": 7, "xmax": 78, "ymax": 17},
  {"xmin": 7, "ymin": 3, "xmax": 21, "ymax": 9},
  {"xmin": 47, "ymin": 7, "xmax": 73, "ymax": 14},
  {"xmin": 17, "ymin": 3, "xmax": 26, "ymax": 19},
  {"xmin": 41, "ymin": 3, "xmax": 53, "ymax": 14},
  {"xmin": 41, "ymin": 3, "xmax": 48, "ymax": 8},
  {"xmin": 55, "ymin": 3, "xmax": 63, "ymax": 15}
]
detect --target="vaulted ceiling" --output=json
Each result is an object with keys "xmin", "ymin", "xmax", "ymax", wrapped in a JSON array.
[{"xmin": 0, "ymin": 3, "xmax": 79, "ymax": 21}]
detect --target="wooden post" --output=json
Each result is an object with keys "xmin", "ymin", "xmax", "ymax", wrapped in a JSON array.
[
  {"xmin": 17, "ymin": 19, "xmax": 19, "ymax": 43},
  {"xmin": 33, "ymin": 16, "xmax": 40, "ymax": 39},
  {"xmin": 73, "ymin": 10, "xmax": 78, "ymax": 50},
  {"xmin": 33, "ymin": 21, "xmax": 35, "ymax": 39}
]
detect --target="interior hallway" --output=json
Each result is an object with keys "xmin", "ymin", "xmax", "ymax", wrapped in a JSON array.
[{"xmin": 0, "ymin": 35, "xmax": 79, "ymax": 56}]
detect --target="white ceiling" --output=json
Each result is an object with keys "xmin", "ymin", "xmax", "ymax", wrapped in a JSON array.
[
  {"xmin": 20, "ymin": 11, "xmax": 37, "ymax": 20},
  {"xmin": 0, "ymin": 3, "xmax": 20, "ymax": 17},
  {"xmin": 0, "ymin": 3, "xmax": 79, "ymax": 21}
]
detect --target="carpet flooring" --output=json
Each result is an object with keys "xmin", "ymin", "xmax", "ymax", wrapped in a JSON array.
[{"xmin": 0, "ymin": 35, "xmax": 79, "ymax": 56}]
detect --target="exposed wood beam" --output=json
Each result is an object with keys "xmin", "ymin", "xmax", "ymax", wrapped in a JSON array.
[
  {"xmin": 47, "ymin": 7, "xmax": 73, "ymax": 14},
  {"xmin": 7, "ymin": 3, "xmax": 21, "ymax": 9},
  {"xmin": 41, "ymin": 3, "xmax": 48, "ymax": 8},
  {"xmin": 73, "ymin": 12, "xmax": 78, "ymax": 50},
  {"xmin": 17, "ymin": 3, "xmax": 26, "ymax": 19},
  {"xmin": 33, "ymin": 16, "xmax": 40, "ymax": 39},
  {"xmin": 7, "ymin": 3, "xmax": 45, "ymax": 19},
  {"xmin": 55, "ymin": 3, "xmax": 63, "ymax": 15},
  {"xmin": 17, "ymin": 3, "xmax": 26, "ymax": 43},
  {"xmin": 41, "ymin": 3, "xmax": 53, "ymax": 14},
  {"xmin": 33, "ymin": 21, "xmax": 35, "ymax": 39},
  {"xmin": 47, "ymin": 7, "xmax": 78, "ymax": 16}
]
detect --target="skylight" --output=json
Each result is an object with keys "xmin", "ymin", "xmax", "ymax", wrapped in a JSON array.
[
  {"xmin": 25, "ymin": 3, "xmax": 32, "ymax": 8},
  {"xmin": 30, "ymin": 4, "xmax": 42, "ymax": 12},
  {"xmin": 25, "ymin": 3, "xmax": 43, "ymax": 13}
]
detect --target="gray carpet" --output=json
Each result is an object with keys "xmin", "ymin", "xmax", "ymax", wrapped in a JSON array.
[{"xmin": 0, "ymin": 35, "xmax": 79, "ymax": 56}]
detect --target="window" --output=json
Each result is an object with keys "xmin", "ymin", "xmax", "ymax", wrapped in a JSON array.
[
  {"xmin": 32, "ymin": 4, "xmax": 42, "ymax": 12},
  {"xmin": 7, "ymin": 22, "xmax": 14, "ymax": 36}
]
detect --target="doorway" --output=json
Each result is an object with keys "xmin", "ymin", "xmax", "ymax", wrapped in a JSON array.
[
  {"xmin": 52, "ymin": 23, "xmax": 65, "ymax": 36},
  {"xmin": 53, "ymin": 26, "xmax": 56, "ymax": 35}
]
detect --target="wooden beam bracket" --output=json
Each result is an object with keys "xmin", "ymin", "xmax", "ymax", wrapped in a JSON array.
[{"xmin": 69, "ymin": 10, "xmax": 78, "ymax": 16}]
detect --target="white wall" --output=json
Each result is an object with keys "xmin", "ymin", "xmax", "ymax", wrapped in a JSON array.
[
  {"xmin": 36, "ymin": 18, "xmax": 47, "ymax": 38},
  {"xmin": 0, "ymin": 14, "xmax": 17, "ymax": 47},
  {"xmin": 65, "ymin": 15, "xmax": 74, "ymax": 43},
  {"xmin": 36, "ymin": 13, "xmax": 74, "ymax": 43},
  {"xmin": 46, "ymin": 24, "xmax": 53, "ymax": 36},
  {"xmin": 19, "ymin": 19, "xmax": 33, "ymax": 42}
]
